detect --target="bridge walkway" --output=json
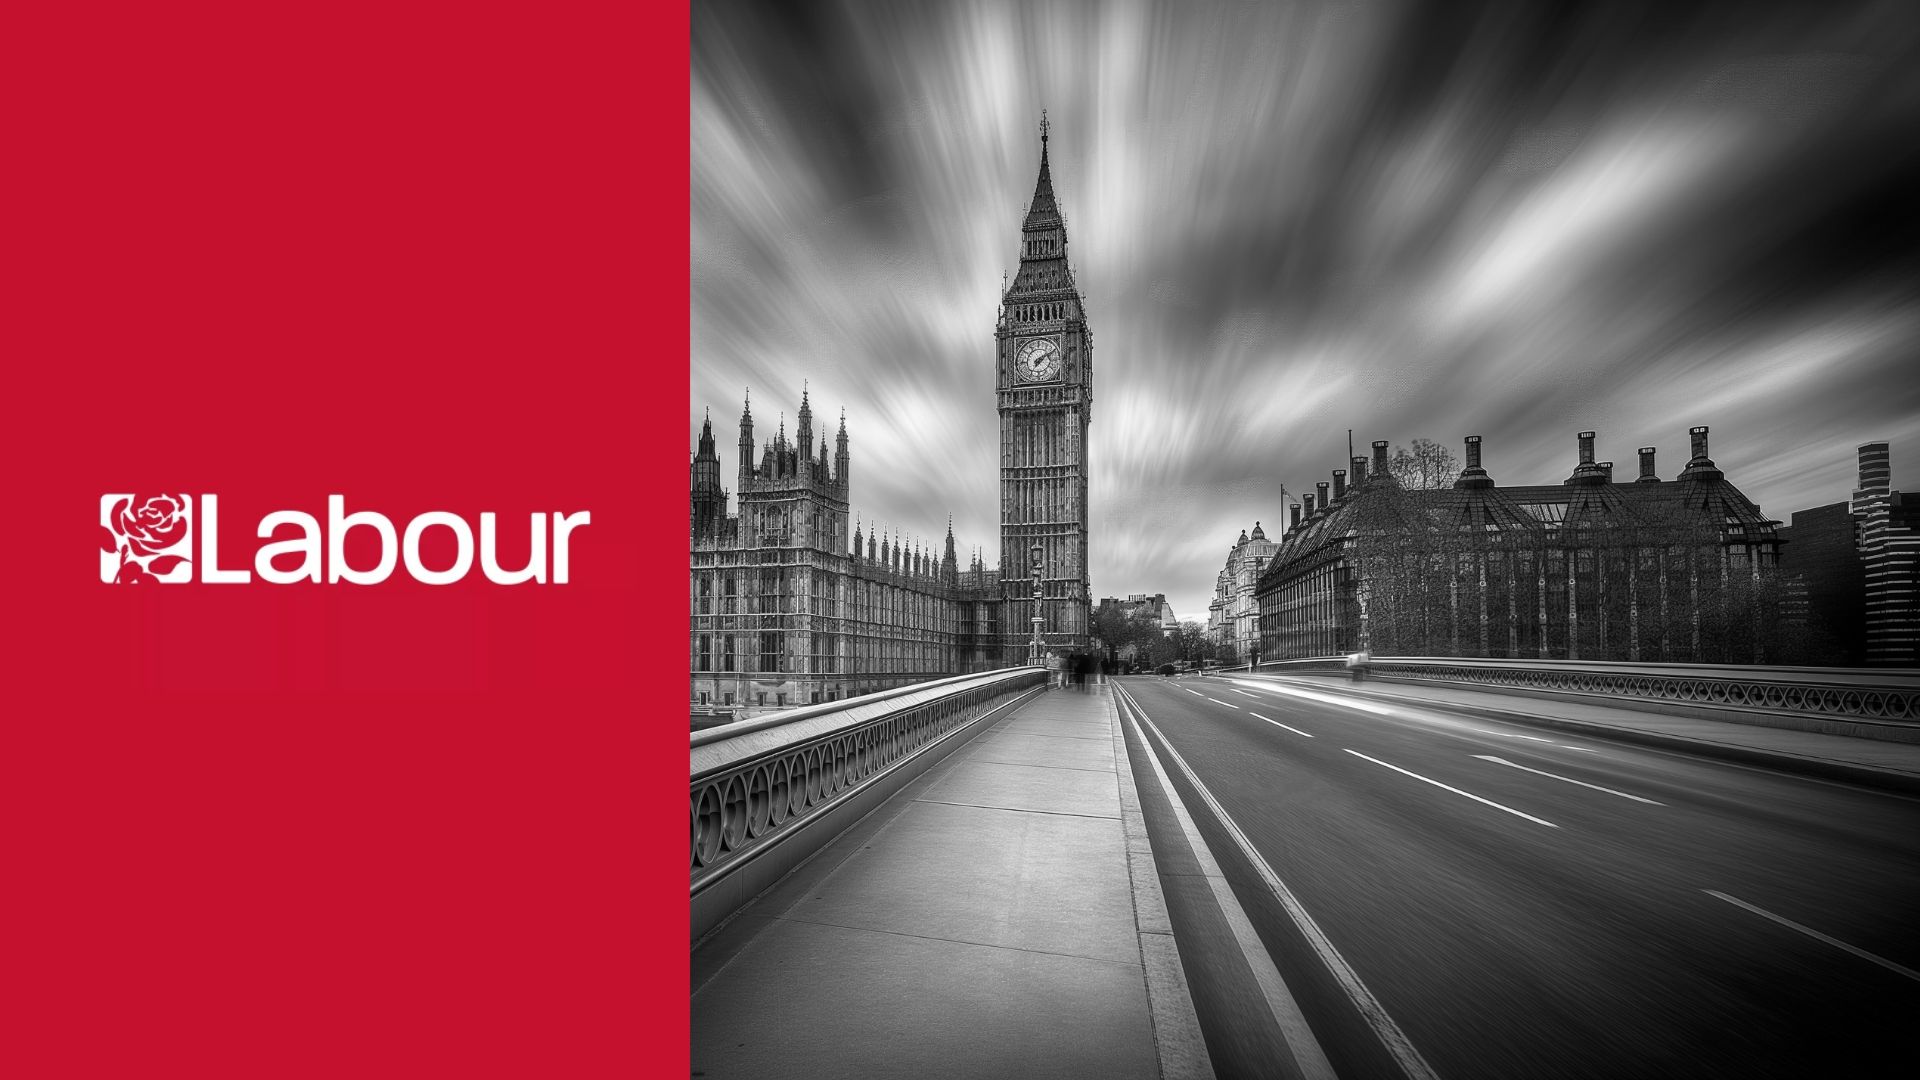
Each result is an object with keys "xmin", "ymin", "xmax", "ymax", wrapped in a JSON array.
[{"xmin": 691, "ymin": 680, "xmax": 1210, "ymax": 1080}]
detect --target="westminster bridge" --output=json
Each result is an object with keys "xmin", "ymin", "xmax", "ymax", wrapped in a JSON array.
[{"xmin": 691, "ymin": 659, "xmax": 1920, "ymax": 1079}]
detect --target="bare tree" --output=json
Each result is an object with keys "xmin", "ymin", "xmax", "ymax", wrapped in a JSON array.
[{"xmin": 1388, "ymin": 438, "xmax": 1461, "ymax": 490}]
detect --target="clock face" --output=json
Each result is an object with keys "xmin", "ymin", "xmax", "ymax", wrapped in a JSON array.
[{"xmin": 1014, "ymin": 337, "xmax": 1062, "ymax": 382}]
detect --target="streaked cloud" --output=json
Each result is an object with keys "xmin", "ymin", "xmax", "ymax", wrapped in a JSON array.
[{"xmin": 693, "ymin": 0, "xmax": 1920, "ymax": 622}]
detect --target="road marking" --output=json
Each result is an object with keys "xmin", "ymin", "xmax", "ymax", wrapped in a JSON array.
[
  {"xmin": 1344, "ymin": 750, "xmax": 1558, "ymax": 828},
  {"xmin": 1473, "ymin": 756, "xmax": 1663, "ymax": 805},
  {"xmin": 1117, "ymin": 694, "xmax": 1340, "ymax": 1080},
  {"xmin": 1230, "ymin": 689, "xmax": 1262, "ymax": 699},
  {"xmin": 1204, "ymin": 698, "xmax": 1240, "ymax": 709},
  {"xmin": 1118, "ymin": 688, "xmax": 1441, "ymax": 1080},
  {"xmin": 1705, "ymin": 890, "xmax": 1920, "ymax": 983},
  {"xmin": 1250, "ymin": 713, "xmax": 1314, "ymax": 738},
  {"xmin": 1182, "ymin": 688, "xmax": 1204, "ymax": 697}
]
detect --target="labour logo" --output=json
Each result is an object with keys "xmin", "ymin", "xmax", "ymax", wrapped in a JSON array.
[{"xmin": 101, "ymin": 494, "xmax": 193, "ymax": 583}]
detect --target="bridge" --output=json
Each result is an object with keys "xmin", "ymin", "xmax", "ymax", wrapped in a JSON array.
[{"xmin": 691, "ymin": 659, "xmax": 1920, "ymax": 1079}]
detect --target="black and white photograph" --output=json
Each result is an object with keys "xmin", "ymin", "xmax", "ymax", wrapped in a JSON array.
[{"xmin": 689, "ymin": 2, "xmax": 1920, "ymax": 1076}]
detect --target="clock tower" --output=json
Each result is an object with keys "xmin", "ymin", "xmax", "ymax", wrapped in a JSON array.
[{"xmin": 997, "ymin": 113, "xmax": 1091, "ymax": 661}]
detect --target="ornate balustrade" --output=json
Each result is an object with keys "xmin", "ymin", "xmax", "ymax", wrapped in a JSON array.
[
  {"xmin": 690, "ymin": 666, "xmax": 1047, "ymax": 940},
  {"xmin": 1240, "ymin": 655, "xmax": 1920, "ymax": 737}
]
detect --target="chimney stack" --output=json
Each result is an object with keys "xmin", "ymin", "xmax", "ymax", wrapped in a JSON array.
[
  {"xmin": 1568, "ymin": 430, "xmax": 1607, "ymax": 485},
  {"xmin": 1302, "ymin": 493, "xmax": 1316, "ymax": 516},
  {"xmin": 1332, "ymin": 469, "xmax": 1347, "ymax": 501},
  {"xmin": 1315, "ymin": 481, "xmax": 1330, "ymax": 511},
  {"xmin": 1372, "ymin": 440, "xmax": 1389, "ymax": 477},
  {"xmin": 1351, "ymin": 456, "xmax": 1368, "ymax": 484},
  {"xmin": 1678, "ymin": 425, "xmax": 1723, "ymax": 481},
  {"xmin": 1637, "ymin": 447, "xmax": 1658, "ymax": 482},
  {"xmin": 1599, "ymin": 461, "xmax": 1613, "ymax": 482},
  {"xmin": 1289, "ymin": 503, "xmax": 1302, "ymax": 527},
  {"xmin": 1455, "ymin": 434, "xmax": 1493, "ymax": 489}
]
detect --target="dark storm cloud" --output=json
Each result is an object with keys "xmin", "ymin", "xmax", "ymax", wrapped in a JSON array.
[{"xmin": 693, "ymin": 0, "xmax": 1920, "ymax": 622}]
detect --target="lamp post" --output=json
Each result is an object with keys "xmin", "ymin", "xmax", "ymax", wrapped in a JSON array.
[{"xmin": 1028, "ymin": 542, "xmax": 1044, "ymax": 666}]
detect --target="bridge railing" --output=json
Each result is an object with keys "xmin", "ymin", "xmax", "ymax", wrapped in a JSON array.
[
  {"xmin": 1231, "ymin": 656, "xmax": 1920, "ymax": 739},
  {"xmin": 690, "ymin": 666, "xmax": 1048, "ymax": 940}
]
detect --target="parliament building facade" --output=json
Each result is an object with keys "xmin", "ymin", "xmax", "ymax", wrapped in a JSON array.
[{"xmin": 690, "ymin": 123, "xmax": 1093, "ymax": 717}]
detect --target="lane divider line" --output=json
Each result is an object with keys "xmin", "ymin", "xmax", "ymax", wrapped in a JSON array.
[
  {"xmin": 1230, "ymin": 689, "xmax": 1262, "ymax": 699},
  {"xmin": 1473, "ymin": 756, "xmax": 1663, "ymax": 805},
  {"xmin": 1705, "ymin": 890, "xmax": 1920, "ymax": 983},
  {"xmin": 1119, "ymin": 686, "xmax": 1441, "ymax": 1080},
  {"xmin": 1250, "ymin": 713, "xmax": 1314, "ymax": 738},
  {"xmin": 1117, "ymin": 690, "xmax": 1335, "ymax": 1080},
  {"xmin": 1205, "ymin": 699, "xmax": 1241, "ymax": 709},
  {"xmin": 1344, "ymin": 750, "xmax": 1558, "ymax": 828}
]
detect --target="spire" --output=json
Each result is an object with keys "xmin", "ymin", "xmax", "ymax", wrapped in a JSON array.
[
  {"xmin": 797, "ymin": 380, "xmax": 813, "ymax": 453},
  {"xmin": 1024, "ymin": 113, "xmax": 1061, "ymax": 230},
  {"xmin": 738, "ymin": 388, "xmax": 754, "ymax": 482}
]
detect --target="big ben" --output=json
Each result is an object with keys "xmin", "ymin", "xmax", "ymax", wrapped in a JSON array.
[{"xmin": 997, "ymin": 113, "xmax": 1091, "ymax": 662}]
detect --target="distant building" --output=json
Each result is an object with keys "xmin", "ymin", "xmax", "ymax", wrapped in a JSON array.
[
  {"xmin": 1100, "ymin": 593, "xmax": 1177, "ymax": 633},
  {"xmin": 1773, "ymin": 441, "xmax": 1920, "ymax": 667},
  {"xmin": 1775, "ymin": 502, "xmax": 1865, "ymax": 665},
  {"xmin": 1253, "ymin": 429, "xmax": 1785, "ymax": 664},
  {"xmin": 1852, "ymin": 443, "xmax": 1919, "ymax": 665},
  {"xmin": 1206, "ymin": 523, "xmax": 1280, "ymax": 663},
  {"xmin": 1093, "ymin": 594, "xmax": 1177, "ymax": 668}
]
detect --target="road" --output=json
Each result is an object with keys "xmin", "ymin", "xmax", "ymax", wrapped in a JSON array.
[{"xmin": 1115, "ymin": 674, "xmax": 1920, "ymax": 1080}]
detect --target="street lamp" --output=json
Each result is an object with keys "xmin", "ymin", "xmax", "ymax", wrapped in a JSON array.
[{"xmin": 1028, "ymin": 542, "xmax": 1045, "ymax": 666}]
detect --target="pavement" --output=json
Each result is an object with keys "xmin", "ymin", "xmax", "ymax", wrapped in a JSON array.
[
  {"xmin": 690, "ymin": 680, "xmax": 1213, "ymax": 1080},
  {"xmin": 1212, "ymin": 672, "xmax": 1920, "ymax": 795}
]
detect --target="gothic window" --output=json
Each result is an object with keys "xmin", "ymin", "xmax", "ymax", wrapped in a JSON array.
[
  {"xmin": 760, "ymin": 631, "xmax": 781, "ymax": 674},
  {"xmin": 697, "ymin": 635, "xmax": 710, "ymax": 670}
]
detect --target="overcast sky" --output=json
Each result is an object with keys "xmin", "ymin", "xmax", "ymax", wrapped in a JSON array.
[{"xmin": 691, "ymin": 0, "xmax": 1920, "ymax": 623}]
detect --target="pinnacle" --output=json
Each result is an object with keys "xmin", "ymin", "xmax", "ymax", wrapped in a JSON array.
[{"xmin": 1023, "ymin": 114, "xmax": 1060, "ymax": 229}]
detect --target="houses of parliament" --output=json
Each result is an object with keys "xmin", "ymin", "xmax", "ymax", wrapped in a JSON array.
[{"xmin": 690, "ymin": 120, "xmax": 1092, "ymax": 717}]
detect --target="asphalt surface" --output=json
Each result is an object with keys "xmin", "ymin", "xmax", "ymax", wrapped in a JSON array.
[{"xmin": 1115, "ymin": 674, "xmax": 1920, "ymax": 1080}]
